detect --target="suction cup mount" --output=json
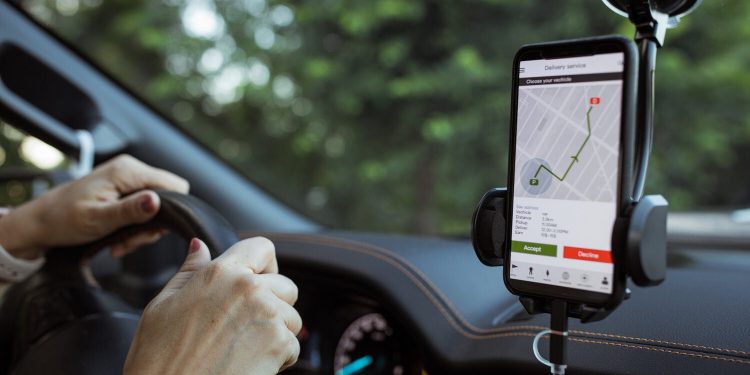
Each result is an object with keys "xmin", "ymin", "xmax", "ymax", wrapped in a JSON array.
[{"xmin": 602, "ymin": 0, "xmax": 702, "ymax": 46}]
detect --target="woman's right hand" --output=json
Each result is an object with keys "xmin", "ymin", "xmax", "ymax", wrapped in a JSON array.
[{"xmin": 124, "ymin": 237, "xmax": 301, "ymax": 375}]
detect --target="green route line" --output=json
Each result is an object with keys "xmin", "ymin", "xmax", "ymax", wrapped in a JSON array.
[{"xmin": 531, "ymin": 106, "xmax": 593, "ymax": 184}]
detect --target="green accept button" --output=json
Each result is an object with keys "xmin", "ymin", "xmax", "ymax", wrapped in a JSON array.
[{"xmin": 511, "ymin": 240, "xmax": 557, "ymax": 257}]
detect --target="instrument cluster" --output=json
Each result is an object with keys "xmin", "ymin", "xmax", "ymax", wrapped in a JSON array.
[{"xmin": 286, "ymin": 280, "xmax": 425, "ymax": 375}]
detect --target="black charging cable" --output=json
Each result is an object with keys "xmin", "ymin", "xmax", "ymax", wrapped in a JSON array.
[{"xmin": 532, "ymin": 300, "xmax": 569, "ymax": 374}]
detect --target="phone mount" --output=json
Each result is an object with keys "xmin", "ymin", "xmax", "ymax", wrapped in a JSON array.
[
  {"xmin": 471, "ymin": 188, "xmax": 668, "ymax": 321},
  {"xmin": 471, "ymin": 1, "xmax": 700, "ymax": 373}
]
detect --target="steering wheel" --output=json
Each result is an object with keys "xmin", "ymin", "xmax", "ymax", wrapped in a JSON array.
[{"xmin": 0, "ymin": 191, "xmax": 239, "ymax": 375}]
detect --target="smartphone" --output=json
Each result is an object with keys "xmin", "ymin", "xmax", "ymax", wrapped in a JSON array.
[{"xmin": 504, "ymin": 36, "xmax": 637, "ymax": 307}]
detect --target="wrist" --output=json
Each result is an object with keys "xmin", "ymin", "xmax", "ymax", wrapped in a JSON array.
[{"xmin": 0, "ymin": 203, "xmax": 45, "ymax": 260}]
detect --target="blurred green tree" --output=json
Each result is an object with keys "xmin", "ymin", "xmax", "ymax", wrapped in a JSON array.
[{"xmin": 11, "ymin": 0, "xmax": 750, "ymax": 235}]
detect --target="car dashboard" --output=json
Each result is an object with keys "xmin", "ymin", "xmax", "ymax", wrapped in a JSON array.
[{"xmin": 257, "ymin": 230, "xmax": 750, "ymax": 375}]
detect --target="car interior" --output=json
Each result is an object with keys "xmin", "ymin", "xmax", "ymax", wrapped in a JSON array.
[{"xmin": 0, "ymin": 0, "xmax": 749, "ymax": 374}]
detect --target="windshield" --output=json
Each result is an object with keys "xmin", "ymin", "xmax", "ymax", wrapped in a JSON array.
[{"xmin": 12, "ymin": 0, "xmax": 750, "ymax": 236}]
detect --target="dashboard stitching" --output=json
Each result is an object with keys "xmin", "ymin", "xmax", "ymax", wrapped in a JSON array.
[
  {"xmin": 569, "ymin": 338, "xmax": 750, "ymax": 366},
  {"xmin": 570, "ymin": 331, "xmax": 750, "ymax": 356},
  {"xmin": 470, "ymin": 334, "xmax": 750, "ymax": 365},
  {"xmin": 256, "ymin": 233, "xmax": 750, "ymax": 360}
]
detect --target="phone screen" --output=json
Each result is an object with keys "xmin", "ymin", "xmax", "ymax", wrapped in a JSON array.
[{"xmin": 509, "ymin": 52, "xmax": 624, "ymax": 295}]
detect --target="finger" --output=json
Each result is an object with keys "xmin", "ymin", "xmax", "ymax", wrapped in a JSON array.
[
  {"xmin": 91, "ymin": 190, "xmax": 160, "ymax": 232},
  {"xmin": 275, "ymin": 298, "xmax": 302, "ymax": 335},
  {"xmin": 132, "ymin": 165, "xmax": 190, "ymax": 194},
  {"xmin": 152, "ymin": 238, "xmax": 212, "ymax": 304},
  {"xmin": 218, "ymin": 237, "xmax": 278, "ymax": 274},
  {"xmin": 110, "ymin": 229, "xmax": 165, "ymax": 258},
  {"xmin": 102, "ymin": 154, "xmax": 190, "ymax": 195},
  {"xmin": 280, "ymin": 331, "xmax": 301, "ymax": 371},
  {"xmin": 256, "ymin": 273, "xmax": 298, "ymax": 306}
]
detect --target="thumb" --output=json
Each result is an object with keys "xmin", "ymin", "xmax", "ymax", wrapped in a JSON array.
[
  {"xmin": 96, "ymin": 190, "xmax": 161, "ymax": 231},
  {"xmin": 152, "ymin": 238, "xmax": 211, "ymax": 304}
]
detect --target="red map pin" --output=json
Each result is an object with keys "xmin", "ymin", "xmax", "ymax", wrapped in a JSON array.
[{"xmin": 590, "ymin": 97, "xmax": 600, "ymax": 105}]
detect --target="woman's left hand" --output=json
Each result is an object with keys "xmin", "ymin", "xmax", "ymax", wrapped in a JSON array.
[{"xmin": 0, "ymin": 155, "xmax": 189, "ymax": 260}]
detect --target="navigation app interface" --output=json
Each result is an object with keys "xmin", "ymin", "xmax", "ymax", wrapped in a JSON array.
[{"xmin": 510, "ymin": 52, "xmax": 624, "ymax": 295}]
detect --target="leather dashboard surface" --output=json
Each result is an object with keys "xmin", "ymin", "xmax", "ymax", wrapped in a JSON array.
[{"xmin": 253, "ymin": 231, "xmax": 750, "ymax": 374}]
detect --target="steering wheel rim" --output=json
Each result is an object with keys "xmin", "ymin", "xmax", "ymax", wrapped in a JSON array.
[
  {"xmin": 52, "ymin": 189, "xmax": 237, "ymax": 264},
  {"xmin": 0, "ymin": 190, "xmax": 239, "ymax": 375}
]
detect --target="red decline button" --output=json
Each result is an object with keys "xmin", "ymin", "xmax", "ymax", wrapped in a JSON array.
[{"xmin": 563, "ymin": 246, "xmax": 612, "ymax": 263}]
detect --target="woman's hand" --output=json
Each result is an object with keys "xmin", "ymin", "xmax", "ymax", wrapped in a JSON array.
[
  {"xmin": 0, "ymin": 154, "xmax": 189, "ymax": 260},
  {"xmin": 124, "ymin": 237, "xmax": 301, "ymax": 375}
]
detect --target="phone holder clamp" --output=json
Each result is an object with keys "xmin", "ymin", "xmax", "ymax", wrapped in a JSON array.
[{"xmin": 470, "ymin": 188, "xmax": 668, "ymax": 322}]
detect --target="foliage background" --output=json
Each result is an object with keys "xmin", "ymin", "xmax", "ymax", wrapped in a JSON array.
[{"xmin": 5, "ymin": 0, "xmax": 750, "ymax": 235}]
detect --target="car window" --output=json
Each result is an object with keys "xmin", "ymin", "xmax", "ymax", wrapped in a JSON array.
[
  {"xmin": 0, "ymin": 118, "xmax": 69, "ymax": 204},
  {"xmin": 12, "ymin": 0, "xmax": 750, "ymax": 235}
]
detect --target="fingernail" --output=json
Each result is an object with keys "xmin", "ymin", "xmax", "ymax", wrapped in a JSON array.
[
  {"xmin": 140, "ymin": 193, "xmax": 156, "ymax": 213},
  {"xmin": 188, "ymin": 238, "xmax": 201, "ymax": 254}
]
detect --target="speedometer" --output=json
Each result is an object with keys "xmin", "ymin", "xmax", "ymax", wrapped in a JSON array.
[{"xmin": 333, "ymin": 313, "xmax": 419, "ymax": 375}]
